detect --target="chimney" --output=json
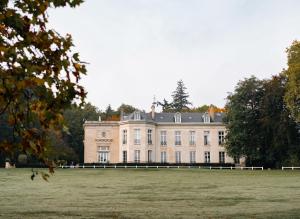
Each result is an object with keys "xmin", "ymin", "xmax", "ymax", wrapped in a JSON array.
[
  {"xmin": 120, "ymin": 109, "xmax": 124, "ymax": 121},
  {"xmin": 208, "ymin": 105, "xmax": 215, "ymax": 121},
  {"xmin": 151, "ymin": 103, "xmax": 155, "ymax": 120}
]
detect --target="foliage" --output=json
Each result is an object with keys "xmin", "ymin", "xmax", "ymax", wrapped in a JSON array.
[
  {"xmin": 284, "ymin": 40, "xmax": 300, "ymax": 122},
  {"xmin": 63, "ymin": 103, "xmax": 101, "ymax": 163},
  {"xmin": 157, "ymin": 98, "xmax": 174, "ymax": 112},
  {"xmin": 171, "ymin": 80, "xmax": 192, "ymax": 111},
  {"xmin": 0, "ymin": 0, "xmax": 86, "ymax": 169},
  {"xmin": 158, "ymin": 80, "xmax": 192, "ymax": 112},
  {"xmin": 225, "ymin": 76, "xmax": 265, "ymax": 165},
  {"xmin": 225, "ymin": 75, "xmax": 299, "ymax": 167},
  {"xmin": 116, "ymin": 103, "xmax": 137, "ymax": 114}
]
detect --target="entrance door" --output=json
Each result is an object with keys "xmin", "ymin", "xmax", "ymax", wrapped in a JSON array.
[{"xmin": 99, "ymin": 152, "xmax": 109, "ymax": 163}]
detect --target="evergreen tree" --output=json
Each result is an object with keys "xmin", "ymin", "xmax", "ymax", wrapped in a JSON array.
[{"xmin": 171, "ymin": 80, "xmax": 192, "ymax": 112}]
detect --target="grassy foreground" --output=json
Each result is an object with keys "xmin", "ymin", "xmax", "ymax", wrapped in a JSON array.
[{"xmin": 0, "ymin": 168, "xmax": 300, "ymax": 218}]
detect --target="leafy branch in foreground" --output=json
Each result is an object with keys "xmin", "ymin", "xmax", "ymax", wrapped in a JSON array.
[{"xmin": 0, "ymin": 0, "xmax": 86, "ymax": 172}]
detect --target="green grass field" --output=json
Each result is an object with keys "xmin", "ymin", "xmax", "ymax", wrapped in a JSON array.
[{"xmin": 1, "ymin": 168, "xmax": 300, "ymax": 219}]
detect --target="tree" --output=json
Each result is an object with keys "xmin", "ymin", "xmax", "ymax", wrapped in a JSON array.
[
  {"xmin": 225, "ymin": 76, "xmax": 265, "ymax": 166},
  {"xmin": 116, "ymin": 103, "xmax": 137, "ymax": 114},
  {"xmin": 284, "ymin": 40, "xmax": 300, "ymax": 122},
  {"xmin": 259, "ymin": 75, "xmax": 299, "ymax": 167},
  {"xmin": 225, "ymin": 75, "xmax": 300, "ymax": 167},
  {"xmin": 171, "ymin": 80, "xmax": 192, "ymax": 111},
  {"xmin": 63, "ymin": 103, "xmax": 101, "ymax": 163},
  {"xmin": 0, "ymin": 0, "xmax": 86, "ymax": 168},
  {"xmin": 157, "ymin": 99, "xmax": 174, "ymax": 112}
]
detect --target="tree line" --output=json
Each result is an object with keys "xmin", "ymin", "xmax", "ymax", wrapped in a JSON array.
[{"xmin": 225, "ymin": 41, "xmax": 300, "ymax": 167}]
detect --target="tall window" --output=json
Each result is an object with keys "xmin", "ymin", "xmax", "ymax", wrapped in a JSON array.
[
  {"xmin": 134, "ymin": 129, "xmax": 141, "ymax": 145},
  {"xmin": 204, "ymin": 151, "xmax": 210, "ymax": 163},
  {"xmin": 122, "ymin": 129, "xmax": 127, "ymax": 144},
  {"xmin": 175, "ymin": 131, "xmax": 181, "ymax": 145},
  {"xmin": 190, "ymin": 151, "xmax": 196, "ymax": 163},
  {"xmin": 174, "ymin": 113, "xmax": 181, "ymax": 123},
  {"xmin": 175, "ymin": 151, "xmax": 181, "ymax": 163},
  {"xmin": 204, "ymin": 131, "xmax": 210, "ymax": 145},
  {"xmin": 189, "ymin": 131, "xmax": 196, "ymax": 145},
  {"xmin": 160, "ymin": 131, "xmax": 167, "ymax": 146},
  {"xmin": 218, "ymin": 131, "xmax": 225, "ymax": 145},
  {"xmin": 147, "ymin": 129, "xmax": 152, "ymax": 145},
  {"xmin": 134, "ymin": 150, "xmax": 140, "ymax": 163},
  {"xmin": 98, "ymin": 146, "xmax": 109, "ymax": 163},
  {"xmin": 134, "ymin": 111, "xmax": 141, "ymax": 120},
  {"xmin": 219, "ymin": 151, "xmax": 225, "ymax": 163},
  {"xmin": 148, "ymin": 150, "xmax": 153, "ymax": 162},
  {"xmin": 161, "ymin": 151, "xmax": 167, "ymax": 163},
  {"xmin": 122, "ymin": 151, "xmax": 127, "ymax": 163}
]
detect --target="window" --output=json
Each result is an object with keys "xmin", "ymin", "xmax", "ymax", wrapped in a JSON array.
[
  {"xmin": 189, "ymin": 131, "xmax": 196, "ymax": 145},
  {"xmin": 134, "ymin": 111, "xmax": 141, "ymax": 120},
  {"xmin": 134, "ymin": 129, "xmax": 141, "ymax": 145},
  {"xmin": 98, "ymin": 146, "xmax": 109, "ymax": 163},
  {"xmin": 148, "ymin": 150, "xmax": 153, "ymax": 162},
  {"xmin": 175, "ymin": 131, "xmax": 181, "ymax": 145},
  {"xmin": 219, "ymin": 151, "xmax": 225, "ymax": 163},
  {"xmin": 204, "ymin": 151, "xmax": 210, "ymax": 163},
  {"xmin": 147, "ymin": 129, "xmax": 152, "ymax": 145},
  {"xmin": 160, "ymin": 131, "xmax": 167, "ymax": 146},
  {"xmin": 122, "ymin": 129, "xmax": 127, "ymax": 144},
  {"xmin": 161, "ymin": 151, "xmax": 167, "ymax": 163},
  {"xmin": 204, "ymin": 131, "xmax": 210, "ymax": 145},
  {"xmin": 175, "ymin": 151, "xmax": 181, "ymax": 163},
  {"xmin": 190, "ymin": 151, "xmax": 196, "ymax": 163},
  {"xmin": 218, "ymin": 131, "xmax": 225, "ymax": 145},
  {"xmin": 134, "ymin": 150, "xmax": 140, "ymax": 163},
  {"xmin": 122, "ymin": 151, "xmax": 127, "ymax": 163},
  {"xmin": 203, "ymin": 113, "xmax": 210, "ymax": 123},
  {"xmin": 174, "ymin": 112, "xmax": 181, "ymax": 123},
  {"xmin": 101, "ymin": 132, "xmax": 106, "ymax": 138}
]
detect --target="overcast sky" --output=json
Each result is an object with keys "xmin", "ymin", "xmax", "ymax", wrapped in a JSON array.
[{"xmin": 48, "ymin": 0, "xmax": 300, "ymax": 112}]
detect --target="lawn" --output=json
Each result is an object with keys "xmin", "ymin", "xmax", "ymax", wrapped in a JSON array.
[{"xmin": 0, "ymin": 168, "xmax": 300, "ymax": 218}]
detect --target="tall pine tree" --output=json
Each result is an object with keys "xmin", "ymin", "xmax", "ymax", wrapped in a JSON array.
[{"xmin": 171, "ymin": 80, "xmax": 192, "ymax": 112}]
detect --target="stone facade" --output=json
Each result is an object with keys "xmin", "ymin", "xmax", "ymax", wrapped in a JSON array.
[{"xmin": 84, "ymin": 105, "xmax": 236, "ymax": 164}]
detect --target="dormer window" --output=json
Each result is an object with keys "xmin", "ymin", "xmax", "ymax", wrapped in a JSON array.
[
  {"xmin": 203, "ymin": 113, "xmax": 210, "ymax": 123},
  {"xmin": 134, "ymin": 111, "xmax": 141, "ymax": 120},
  {"xmin": 174, "ymin": 112, "xmax": 181, "ymax": 123}
]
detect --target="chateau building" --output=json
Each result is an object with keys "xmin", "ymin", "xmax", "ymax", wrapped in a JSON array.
[{"xmin": 84, "ymin": 104, "xmax": 236, "ymax": 164}]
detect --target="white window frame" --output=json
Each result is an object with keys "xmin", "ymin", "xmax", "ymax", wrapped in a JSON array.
[
  {"xmin": 175, "ymin": 151, "xmax": 181, "ymax": 163},
  {"xmin": 147, "ymin": 129, "xmax": 152, "ymax": 145},
  {"xmin": 204, "ymin": 131, "xmax": 210, "ymax": 146},
  {"xmin": 204, "ymin": 151, "xmax": 210, "ymax": 163},
  {"xmin": 190, "ymin": 151, "xmax": 196, "ymax": 163},
  {"xmin": 161, "ymin": 151, "xmax": 167, "ymax": 163},
  {"xmin": 218, "ymin": 131, "xmax": 225, "ymax": 145},
  {"xmin": 134, "ymin": 111, "xmax": 141, "ymax": 120},
  {"xmin": 174, "ymin": 113, "xmax": 181, "ymax": 123},
  {"xmin": 134, "ymin": 150, "xmax": 140, "ymax": 163},
  {"xmin": 189, "ymin": 131, "xmax": 196, "ymax": 145},
  {"xmin": 134, "ymin": 129, "xmax": 141, "ymax": 145},
  {"xmin": 203, "ymin": 113, "xmax": 210, "ymax": 123},
  {"xmin": 219, "ymin": 151, "xmax": 225, "ymax": 163},
  {"xmin": 160, "ymin": 131, "xmax": 167, "ymax": 146},
  {"xmin": 175, "ymin": 131, "xmax": 181, "ymax": 145},
  {"xmin": 122, "ymin": 129, "xmax": 127, "ymax": 145}
]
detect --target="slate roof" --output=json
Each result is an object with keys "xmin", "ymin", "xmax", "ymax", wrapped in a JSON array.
[{"xmin": 122, "ymin": 111, "xmax": 225, "ymax": 123}]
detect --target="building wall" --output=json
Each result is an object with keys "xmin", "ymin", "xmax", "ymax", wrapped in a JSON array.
[
  {"xmin": 84, "ymin": 121, "xmax": 234, "ymax": 164},
  {"xmin": 84, "ymin": 121, "xmax": 119, "ymax": 163}
]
